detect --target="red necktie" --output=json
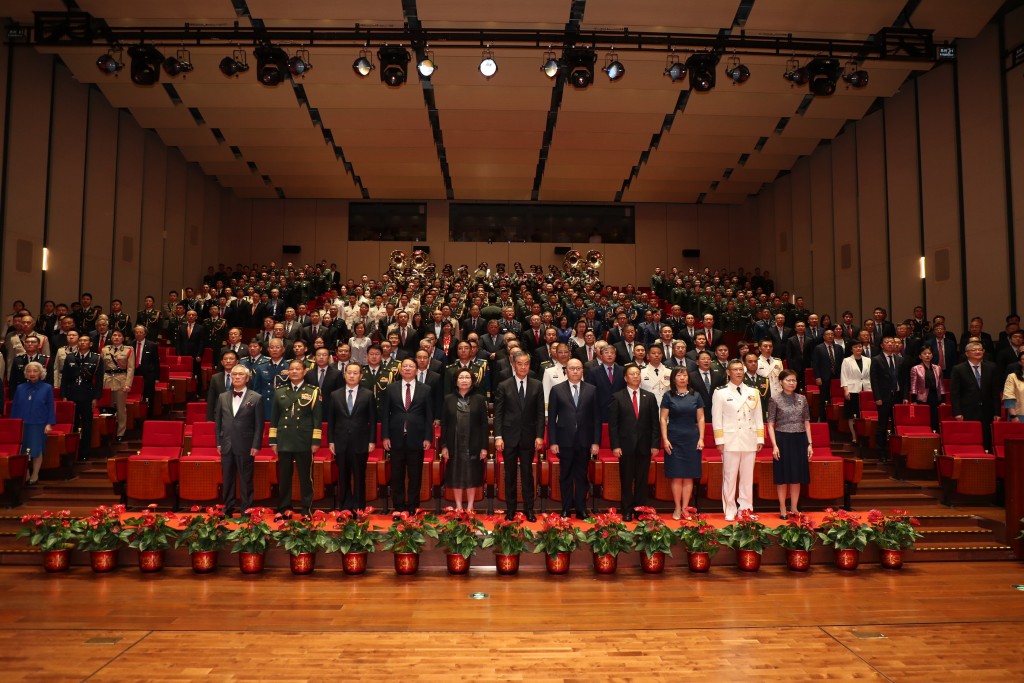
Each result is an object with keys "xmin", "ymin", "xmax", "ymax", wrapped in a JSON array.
[
  {"xmin": 632, "ymin": 390, "xmax": 639, "ymax": 419},
  {"xmin": 937, "ymin": 339, "xmax": 945, "ymax": 368},
  {"xmin": 535, "ymin": 330, "xmax": 540, "ymax": 344},
  {"xmin": 405, "ymin": 383, "xmax": 411, "ymax": 410},
  {"xmin": 607, "ymin": 366, "xmax": 613, "ymax": 383}
]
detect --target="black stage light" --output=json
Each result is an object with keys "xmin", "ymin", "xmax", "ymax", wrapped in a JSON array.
[
  {"xmin": 603, "ymin": 52, "xmax": 625, "ymax": 81},
  {"xmin": 127, "ymin": 45, "xmax": 164, "ymax": 85},
  {"xmin": 255, "ymin": 45, "xmax": 289, "ymax": 86},
  {"xmin": 220, "ymin": 50, "xmax": 249, "ymax": 77},
  {"xmin": 378, "ymin": 46, "xmax": 411, "ymax": 87},
  {"xmin": 806, "ymin": 57, "xmax": 842, "ymax": 96},
  {"xmin": 96, "ymin": 50, "xmax": 123, "ymax": 75},
  {"xmin": 842, "ymin": 61, "xmax": 869, "ymax": 88},
  {"xmin": 541, "ymin": 50, "xmax": 560, "ymax": 79},
  {"xmin": 564, "ymin": 49, "xmax": 596, "ymax": 89},
  {"xmin": 686, "ymin": 53, "xmax": 719, "ymax": 92},
  {"xmin": 162, "ymin": 49, "xmax": 193, "ymax": 77},
  {"xmin": 783, "ymin": 57, "xmax": 809, "ymax": 86},
  {"xmin": 288, "ymin": 49, "xmax": 313, "ymax": 77},
  {"xmin": 353, "ymin": 50, "xmax": 374, "ymax": 77},
  {"xmin": 724, "ymin": 55, "xmax": 749, "ymax": 84},
  {"xmin": 664, "ymin": 56, "xmax": 687, "ymax": 83}
]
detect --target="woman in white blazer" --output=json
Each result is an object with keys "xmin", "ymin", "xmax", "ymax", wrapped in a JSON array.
[{"xmin": 840, "ymin": 339, "xmax": 872, "ymax": 444}]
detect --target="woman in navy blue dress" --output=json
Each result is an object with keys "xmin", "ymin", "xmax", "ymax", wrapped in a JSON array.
[
  {"xmin": 11, "ymin": 361, "xmax": 56, "ymax": 486},
  {"xmin": 660, "ymin": 366, "xmax": 705, "ymax": 520}
]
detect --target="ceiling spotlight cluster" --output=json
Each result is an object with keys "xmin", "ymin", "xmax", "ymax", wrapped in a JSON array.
[
  {"xmin": 663, "ymin": 52, "xmax": 725, "ymax": 91},
  {"xmin": 162, "ymin": 48, "xmax": 193, "ymax": 77},
  {"xmin": 126, "ymin": 44, "xmax": 163, "ymax": 85},
  {"xmin": 785, "ymin": 57, "xmax": 868, "ymax": 95}
]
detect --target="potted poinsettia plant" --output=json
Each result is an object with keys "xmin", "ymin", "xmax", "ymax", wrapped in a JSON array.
[
  {"xmin": 720, "ymin": 510, "xmax": 777, "ymax": 572},
  {"xmin": 224, "ymin": 507, "xmax": 275, "ymax": 574},
  {"xmin": 532, "ymin": 513, "xmax": 586, "ymax": 574},
  {"xmin": 118, "ymin": 505, "xmax": 177, "ymax": 573},
  {"xmin": 776, "ymin": 513, "xmax": 817, "ymax": 571},
  {"xmin": 17, "ymin": 509, "xmax": 82, "ymax": 572},
  {"xmin": 868, "ymin": 509, "xmax": 921, "ymax": 569},
  {"xmin": 631, "ymin": 507, "xmax": 677, "ymax": 573},
  {"xmin": 272, "ymin": 510, "xmax": 335, "ymax": 575},
  {"xmin": 172, "ymin": 506, "xmax": 228, "ymax": 574},
  {"xmin": 324, "ymin": 508, "xmax": 382, "ymax": 575},
  {"xmin": 817, "ymin": 508, "xmax": 875, "ymax": 569},
  {"xmin": 677, "ymin": 508, "xmax": 725, "ymax": 572},
  {"xmin": 75, "ymin": 504, "xmax": 125, "ymax": 572},
  {"xmin": 482, "ymin": 512, "xmax": 535, "ymax": 575},
  {"xmin": 381, "ymin": 511, "xmax": 439, "ymax": 575},
  {"xmin": 435, "ymin": 508, "xmax": 487, "ymax": 574},
  {"xmin": 582, "ymin": 509, "xmax": 634, "ymax": 574}
]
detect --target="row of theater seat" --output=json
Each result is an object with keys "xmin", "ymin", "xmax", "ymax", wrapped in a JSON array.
[{"xmin": 98, "ymin": 408, "xmax": 865, "ymax": 512}]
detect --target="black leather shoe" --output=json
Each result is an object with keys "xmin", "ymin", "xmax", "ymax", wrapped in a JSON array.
[
  {"xmin": 504, "ymin": 511, "xmax": 515, "ymax": 521},
  {"xmin": 525, "ymin": 511, "xmax": 537, "ymax": 523},
  {"xmin": 575, "ymin": 511, "xmax": 587, "ymax": 521},
  {"xmin": 623, "ymin": 513, "xmax": 633, "ymax": 522},
  {"xmin": 561, "ymin": 509, "xmax": 572, "ymax": 518}
]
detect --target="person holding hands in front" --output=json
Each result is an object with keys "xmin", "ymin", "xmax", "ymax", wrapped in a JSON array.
[{"xmin": 766, "ymin": 369, "xmax": 812, "ymax": 519}]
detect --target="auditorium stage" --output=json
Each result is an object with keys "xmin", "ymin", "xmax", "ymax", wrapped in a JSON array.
[{"xmin": 2, "ymin": 561, "xmax": 1022, "ymax": 681}]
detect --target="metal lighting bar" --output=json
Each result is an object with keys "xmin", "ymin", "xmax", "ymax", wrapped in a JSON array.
[{"xmin": 23, "ymin": 12, "xmax": 938, "ymax": 62}]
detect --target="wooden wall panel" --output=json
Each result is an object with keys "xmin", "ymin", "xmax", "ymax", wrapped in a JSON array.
[
  {"xmin": 855, "ymin": 110, "xmax": 890, "ymax": 317},
  {"xmin": 219, "ymin": 195, "xmax": 252, "ymax": 266},
  {"xmin": 884, "ymin": 80, "xmax": 924, "ymax": 322},
  {"xmin": 634, "ymin": 203, "xmax": 667, "ymax": 278},
  {"xmin": 756, "ymin": 187, "xmax": 777, "ymax": 282},
  {"xmin": 831, "ymin": 127, "xmax": 861, "ymax": 321},
  {"xmin": 788, "ymin": 158, "xmax": 813, "ymax": 305},
  {"xmin": 314, "ymin": 200, "xmax": 347, "ymax": 272},
  {"xmin": 249, "ymin": 199, "xmax": 284, "ymax": 266},
  {"xmin": 665, "ymin": 204, "xmax": 700, "ymax": 272},
  {"xmin": 282, "ymin": 200, "xmax": 318, "ymax": 267},
  {"xmin": 202, "ymin": 184, "xmax": 222, "ymax": 275},
  {"xmin": 696, "ymin": 204, "xmax": 732, "ymax": 269},
  {"xmin": 161, "ymin": 151, "xmax": 187, "ymax": 296},
  {"xmin": 139, "ymin": 133, "xmax": 168, "ymax": 304},
  {"xmin": 44, "ymin": 61, "xmax": 87, "ymax": 305},
  {"xmin": 1, "ymin": 48, "xmax": 52, "ymax": 310},
  {"xmin": 112, "ymin": 111, "xmax": 145, "ymax": 313},
  {"xmin": 185, "ymin": 166, "xmax": 206, "ymax": 288},
  {"xmin": 772, "ymin": 175, "xmax": 794, "ymax": 295},
  {"xmin": 957, "ymin": 24, "xmax": 1010, "ymax": 328},
  {"xmin": 808, "ymin": 147, "xmax": 835, "ymax": 318},
  {"xmin": 728, "ymin": 201, "xmax": 761, "ymax": 275},
  {"xmin": 1007, "ymin": 39, "xmax": 1024, "ymax": 311},
  {"xmin": 80, "ymin": 88, "xmax": 118, "ymax": 307},
  {"xmin": 917, "ymin": 65, "xmax": 964, "ymax": 328}
]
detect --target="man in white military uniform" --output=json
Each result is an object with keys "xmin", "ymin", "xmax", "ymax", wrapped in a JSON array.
[
  {"xmin": 639, "ymin": 343, "xmax": 670, "ymax": 404},
  {"xmin": 712, "ymin": 360, "xmax": 765, "ymax": 521},
  {"xmin": 541, "ymin": 343, "xmax": 571, "ymax": 407},
  {"xmin": 755, "ymin": 339, "xmax": 784, "ymax": 399}
]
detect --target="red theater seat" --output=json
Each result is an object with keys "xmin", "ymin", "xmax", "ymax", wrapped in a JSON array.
[
  {"xmin": 938, "ymin": 420, "xmax": 995, "ymax": 504},
  {"xmin": 179, "ymin": 422, "xmax": 221, "ymax": 502},
  {"xmin": 992, "ymin": 421, "xmax": 1024, "ymax": 480},
  {"xmin": 0, "ymin": 419, "xmax": 27, "ymax": 503},
  {"xmin": 127, "ymin": 420, "xmax": 185, "ymax": 504}
]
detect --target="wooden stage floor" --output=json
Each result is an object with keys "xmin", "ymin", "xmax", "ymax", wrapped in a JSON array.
[{"xmin": 2, "ymin": 561, "xmax": 1023, "ymax": 682}]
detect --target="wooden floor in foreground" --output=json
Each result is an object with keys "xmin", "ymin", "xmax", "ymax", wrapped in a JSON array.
[{"xmin": 2, "ymin": 561, "xmax": 1023, "ymax": 682}]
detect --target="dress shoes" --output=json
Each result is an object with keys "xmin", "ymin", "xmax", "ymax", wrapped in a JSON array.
[
  {"xmin": 623, "ymin": 512, "xmax": 633, "ymax": 522},
  {"xmin": 575, "ymin": 510, "xmax": 587, "ymax": 521},
  {"xmin": 525, "ymin": 511, "xmax": 537, "ymax": 523},
  {"xmin": 561, "ymin": 509, "xmax": 572, "ymax": 518},
  {"xmin": 504, "ymin": 511, "xmax": 515, "ymax": 521}
]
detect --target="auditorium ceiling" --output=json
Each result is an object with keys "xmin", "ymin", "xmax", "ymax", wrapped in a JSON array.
[{"xmin": 5, "ymin": 0, "xmax": 1007, "ymax": 203}]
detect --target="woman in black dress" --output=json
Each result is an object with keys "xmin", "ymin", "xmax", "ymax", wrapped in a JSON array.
[
  {"xmin": 659, "ymin": 366, "xmax": 705, "ymax": 520},
  {"xmin": 766, "ymin": 369, "xmax": 812, "ymax": 519},
  {"xmin": 440, "ymin": 369, "xmax": 489, "ymax": 511}
]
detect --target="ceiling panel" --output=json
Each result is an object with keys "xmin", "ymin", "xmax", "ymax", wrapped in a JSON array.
[
  {"xmin": 76, "ymin": 0, "xmax": 241, "ymax": 25},
  {"xmin": 233, "ymin": 187, "xmax": 280, "ymax": 199},
  {"xmin": 1, "ymin": 0, "xmax": 66, "ymax": 22},
  {"xmin": 444, "ymin": 130, "xmax": 544, "ymax": 150},
  {"xmin": 539, "ymin": 188, "xmax": 620, "ymax": 202},
  {"xmin": 418, "ymin": 0, "xmax": 573, "ymax": 28},
  {"xmin": 745, "ymin": 0, "xmax": 905, "ymax": 37},
  {"xmin": 727, "ymin": 167, "xmax": 784, "ymax": 183},
  {"xmin": 279, "ymin": 186, "xmax": 362, "ymax": 199},
  {"xmin": 156, "ymin": 128, "xmax": 219, "ymax": 147},
  {"xmin": 910, "ymin": 0, "xmax": 1005, "ymax": 40},
  {"xmin": 448, "ymin": 162, "xmax": 536, "ymax": 178},
  {"xmin": 245, "ymin": 0, "xmax": 404, "ymax": 24},
  {"xmin": 742, "ymin": 153, "xmax": 799, "ymax": 170},
  {"xmin": 701, "ymin": 192, "xmax": 751, "ymax": 204},
  {"xmin": 218, "ymin": 128, "xmax": 327, "ymax": 147},
  {"xmin": 658, "ymin": 134, "xmax": 759, "ymax": 154},
  {"xmin": 758, "ymin": 136, "xmax": 823, "ymax": 156},
  {"xmin": 683, "ymin": 91, "xmax": 806, "ymax": 118},
  {"xmin": 318, "ymin": 108, "xmax": 431, "ymax": 132},
  {"xmin": 199, "ymin": 108, "xmax": 316, "ymax": 129},
  {"xmin": 198, "ymin": 160, "xmax": 253, "ymax": 176},
  {"xmin": 627, "ymin": 179, "xmax": 715, "ymax": 194},
  {"xmin": 446, "ymin": 148, "xmax": 538, "ymax": 165},
  {"xmin": 673, "ymin": 114, "xmax": 779, "ymax": 137},
  {"xmin": 560, "ymin": 88, "xmax": 681, "ymax": 114},
  {"xmin": 780, "ymin": 117, "xmax": 847, "ymax": 139},
  {"xmin": 433, "ymin": 85, "xmax": 554, "ymax": 111},
  {"xmin": 802, "ymin": 95, "xmax": 876, "ymax": 120},
  {"xmin": 582, "ymin": 0, "xmax": 742, "ymax": 33},
  {"xmin": 302, "ymin": 82, "xmax": 426, "ymax": 109},
  {"xmin": 440, "ymin": 110, "xmax": 548, "ymax": 132},
  {"xmin": 173, "ymin": 83, "xmax": 300, "ymax": 109},
  {"xmin": 622, "ymin": 190, "xmax": 702, "ymax": 204},
  {"xmin": 129, "ymin": 107, "xmax": 200, "ymax": 129}
]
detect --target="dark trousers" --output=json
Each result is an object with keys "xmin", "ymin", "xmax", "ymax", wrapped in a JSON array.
[
  {"xmin": 876, "ymin": 395, "xmax": 897, "ymax": 456},
  {"xmin": 618, "ymin": 450, "xmax": 652, "ymax": 513},
  {"xmin": 818, "ymin": 377, "xmax": 834, "ymax": 422},
  {"xmin": 336, "ymin": 445, "xmax": 370, "ymax": 512},
  {"xmin": 503, "ymin": 445, "xmax": 536, "ymax": 512},
  {"xmin": 558, "ymin": 446, "xmax": 589, "ymax": 514},
  {"xmin": 390, "ymin": 444, "xmax": 424, "ymax": 513},
  {"xmin": 72, "ymin": 399, "xmax": 93, "ymax": 458},
  {"xmin": 221, "ymin": 448, "xmax": 254, "ymax": 513},
  {"xmin": 277, "ymin": 450, "xmax": 313, "ymax": 513},
  {"xmin": 142, "ymin": 376, "xmax": 157, "ymax": 417}
]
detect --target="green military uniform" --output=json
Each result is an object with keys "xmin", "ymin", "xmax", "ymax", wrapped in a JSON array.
[
  {"xmin": 743, "ymin": 372, "xmax": 771, "ymax": 421},
  {"xmin": 109, "ymin": 312, "xmax": 131, "ymax": 335},
  {"xmin": 443, "ymin": 359, "xmax": 488, "ymax": 398},
  {"xmin": 204, "ymin": 317, "xmax": 228, "ymax": 353},
  {"xmin": 137, "ymin": 308, "xmax": 162, "ymax": 342},
  {"xmin": 360, "ymin": 364, "xmax": 394, "ymax": 413},
  {"xmin": 269, "ymin": 381, "xmax": 322, "ymax": 514}
]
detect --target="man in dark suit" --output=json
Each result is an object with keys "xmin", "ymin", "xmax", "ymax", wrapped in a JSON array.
[
  {"xmin": 811, "ymin": 329, "xmax": 845, "ymax": 421},
  {"xmin": 177, "ymin": 309, "xmax": 205, "ymax": 395},
  {"xmin": 959, "ymin": 316, "xmax": 996, "ymax": 359},
  {"xmin": 479, "ymin": 319, "xmax": 506, "ymax": 364},
  {"xmin": 608, "ymin": 366, "xmax": 661, "ymax": 520},
  {"xmin": 328, "ymin": 361, "xmax": 377, "ymax": 512},
  {"xmin": 413, "ymin": 349, "xmax": 444, "ymax": 420},
  {"xmin": 493, "ymin": 350, "xmax": 545, "ymax": 521},
  {"xmin": 548, "ymin": 359, "xmax": 601, "ymax": 519},
  {"xmin": 586, "ymin": 345, "xmax": 626, "ymax": 423},
  {"xmin": 306, "ymin": 347, "xmax": 341, "ymax": 416},
  {"xmin": 206, "ymin": 349, "xmax": 240, "ymax": 421},
  {"xmin": 767, "ymin": 313, "xmax": 792, "ymax": 360},
  {"xmin": 785, "ymin": 321, "xmax": 814, "ymax": 390},
  {"xmin": 689, "ymin": 351, "xmax": 725, "ymax": 423},
  {"xmin": 613, "ymin": 325, "xmax": 640, "ymax": 366},
  {"xmin": 214, "ymin": 365, "xmax": 264, "ymax": 514},
  {"xmin": 519, "ymin": 315, "xmax": 546, "ymax": 357},
  {"xmin": 869, "ymin": 336, "xmax": 908, "ymax": 459},
  {"xmin": 219, "ymin": 328, "xmax": 247, "ymax": 365},
  {"xmin": 460, "ymin": 305, "xmax": 487, "ymax": 341},
  {"xmin": 870, "ymin": 307, "xmax": 897, "ymax": 350},
  {"xmin": 699, "ymin": 313, "xmax": 725, "ymax": 352},
  {"xmin": 303, "ymin": 311, "xmax": 334, "ymax": 349},
  {"xmin": 950, "ymin": 341, "xmax": 1002, "ymax": 451},
  {"xmin": 131, "ymin": 325, "xmax": 161, "ymax": 418},
  {"xmin": 925, "ymin": 322, "xmax": 959, "ymax": 379},
  {"xmin": 381, "ymin": 358, "xmax": 434, "ymax": 514}
]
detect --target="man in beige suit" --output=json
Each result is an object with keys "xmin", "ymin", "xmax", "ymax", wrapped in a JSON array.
[{"xmin": 712, "ymin": 360, "xmax": 764, "ymax": 521}]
